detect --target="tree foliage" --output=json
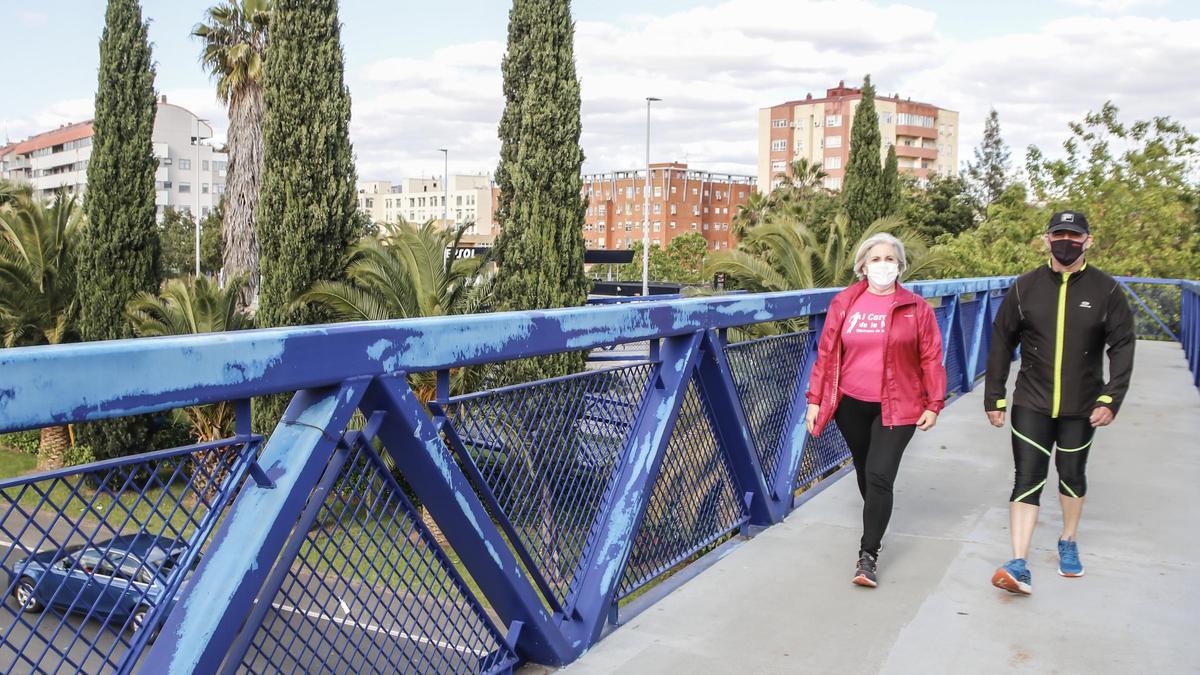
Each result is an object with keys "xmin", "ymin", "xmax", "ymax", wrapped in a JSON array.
[
  {"xmin": 159, "ymin": 206, "xmax": 223, "ymax": 278},
  {"xmin": 0, "ymin": 194, "xmax": 83, "ymax": 348},
  {"xmin": 618, "ymin": 232, "xmax": 709, "ymax": 284},
  {"xmin": 195, "ymin": 0, "xmax": 271, "ymax": 310},
  {"xmin": 490, "ymin": 0, "xmax": 589, "ymax": 384},
  {"xmin": 256, "ymin": 0, "xmax": 358, "ymax": 331},
  {"xmin": 76, "ymin": 0, "xmax": 161, "ymax": 461},
  {"xmin": 841, "ymin": 75, "xmax": 885, "ymax": 239},
  {"xmin": 901, "ymin": 173, "xmax": 978, "ymax": 243},
  {"xmin": 966, "ymin": 108, "xmax": 1011, "ymax": 207}
]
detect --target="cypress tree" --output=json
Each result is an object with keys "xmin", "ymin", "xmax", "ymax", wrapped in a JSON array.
[
  {"xmin": 254, "ymin": 0, "xmax": 358, "ymax": 426},
  {"xmin": 967, "ymin": 108, "xmax": 1011, "ymax": 207},
  {"xmin": 491, "ymin": 0, "xmax": 589, "ymax": 384},
  {"xmin": 256, "ymin": 0, "xmax": 357, "ymax": 330},
  {"xmin": 841, "ymin": 75, "xmax": 884, "ymax": 239},
  {"xmin": 76, "ymin": 0, "xmax": 161, "ymax": 460},
  {"xmin": 881, "ymin": 144, "xmax": 900, "ymax": 217}
]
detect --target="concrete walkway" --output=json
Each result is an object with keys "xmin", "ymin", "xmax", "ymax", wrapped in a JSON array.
[{"xmin": 560, "ymin": 340, "xmax": 1200, "ymax": 674}]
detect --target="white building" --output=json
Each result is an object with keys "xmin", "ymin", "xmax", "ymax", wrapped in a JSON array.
[
  {"xmin": 0, "ymin": 96, "xmax": 226, "ymax": 220},
  {"xmin": 357, "ymin": 174, "xmax": 495, "ymax": 241}
]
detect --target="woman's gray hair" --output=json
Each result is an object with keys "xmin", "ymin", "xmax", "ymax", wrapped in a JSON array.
[{"xmin": 852, "ymin": 233, "xmax": 907, "ymax": 278}]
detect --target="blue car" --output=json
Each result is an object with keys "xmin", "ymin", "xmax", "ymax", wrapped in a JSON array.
[{"xmin": 8, "ymin": 533, "xmax": 197, "ymax": 638}]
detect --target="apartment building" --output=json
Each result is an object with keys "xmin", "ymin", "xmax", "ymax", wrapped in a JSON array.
[
  {"xmin": 577, "ymin": 162, "xmax": 754, "ymax": 252},
  {"xmin": 357, "ymin": 174, "xmax": 495, "ymax": 242},
  {"xmin": 0, "ymin": 96, "xmax": 227, "ymax": 219},
  {"xmin": 759, "ymin": 82, "xmax": 959, "ymax": 192}
]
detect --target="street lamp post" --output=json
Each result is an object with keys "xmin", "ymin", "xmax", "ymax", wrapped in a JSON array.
[
  {"xmin": 643, "ymin": 97, "xmax": 661, "ymax": 297},
  {"xmin": 194, "ymin": 118, "xmax": 207, "ymax": 278},
  {"xmin": 439, "ymin": 148, "xmax": 449, "ymax": 229}
]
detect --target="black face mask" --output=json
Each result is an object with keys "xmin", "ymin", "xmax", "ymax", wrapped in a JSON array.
[{"xmin": 1050, "ymin": 239, "xmax": 1085, "ymax": 266}]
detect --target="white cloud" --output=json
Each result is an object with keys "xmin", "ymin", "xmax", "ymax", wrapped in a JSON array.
[{"xmin": 1059, "ymin": 0, "xmax": 1167, "ymax": 13}]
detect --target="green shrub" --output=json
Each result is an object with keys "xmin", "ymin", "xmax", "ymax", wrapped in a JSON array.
[{"xmin": 0, "ymin": 431, "xmax": 41, "ymax": 455}]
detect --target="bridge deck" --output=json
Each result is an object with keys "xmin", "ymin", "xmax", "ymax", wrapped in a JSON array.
[{"xmin": 556, "ymin": 340, "xmax": 1200, "ymax": 674}]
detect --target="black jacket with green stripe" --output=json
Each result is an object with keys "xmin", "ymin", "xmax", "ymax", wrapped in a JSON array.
[{"xmin": 984, "ymin": 262, "xmax": 1135, "ymax": 417}]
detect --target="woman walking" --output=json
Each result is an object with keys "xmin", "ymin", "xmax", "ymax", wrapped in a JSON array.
[{"xmin": 804, "ymin": 233, "xmax": 946, "ymax": 587}]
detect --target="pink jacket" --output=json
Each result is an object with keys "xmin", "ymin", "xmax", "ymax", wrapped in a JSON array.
[{"xmin": 806, "ymin": 281, "xmax": 946, "ymax": 435}]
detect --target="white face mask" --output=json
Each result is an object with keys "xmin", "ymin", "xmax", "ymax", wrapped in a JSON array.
[{"xmin": 865, "ymin": 261, "xmax": 900, "ymax": 287}]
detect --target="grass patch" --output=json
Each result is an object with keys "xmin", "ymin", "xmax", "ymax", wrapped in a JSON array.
[{"xmin": 0, "ymin": 449, "xmax": 37, "ymax": 480}]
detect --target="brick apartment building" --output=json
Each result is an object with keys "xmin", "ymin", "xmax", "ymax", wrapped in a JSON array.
[
  {"xmin": 758, "ymin": 82, "xmax": 959, "ymax": 193},
  {"xmin": 577, "ymin": 162, "xmax": 754, "ymax": 252}
]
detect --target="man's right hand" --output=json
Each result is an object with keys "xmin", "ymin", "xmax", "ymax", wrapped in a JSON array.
[{"xmin": 986, "ymin": 410, "xmax": 1006, "ymax": 428}]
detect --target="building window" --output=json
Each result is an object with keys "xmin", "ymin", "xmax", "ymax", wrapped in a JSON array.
[
  {"xmin": 881, "ymin": 112, "xmax": 894, "ymax": 125},
  {"xmin": 897, "ymin": 113, "xmax": 935, "ymax": 128},
  {"xmin": 824, "ymin": 156, "xmax": 842, "ymax": 170},
  {"xmin": 670, "ymin": 186, "xmax": 677, "ymax": 194},
  {"xmin": 824, "ymin": 176, "xmax": 842, "ymax": 190},
  {"xmin": 216, "ymin": 184, "xmax": 225, "ymax": 195},
  {"xmin": 670, "ymin": 221, "xmax": 676, "ymax": 229},
  {"xmin": 691, "ymin": 222, "xmax": 698, "ymax": 230},
  {"xmin": 653, "ymin": 203, "xmax": 661, "ymax": 214},
  {"xmin": 179, "ymin": 159, "xmax": 191, "ymax": 170},
  {"xmin": 772, "ymin": 119, "xmax": 788, "ymax": 128},
  {"xmin": 202, "ymin": 160, "xmax": 209, "ymax": 171},
  {"xmin": 654, "ymin": 186, "xmax": 662, "ymax": 197},
  {"xmin": 826, "ymin": 136, "xmax": 842, "ymax": 148},
  {"xmin": 598, "ymin": 223, "xmax": 605, "ymax": 232},
  {"xmin": 457, "ymin": 195, "xmax": 463, "ymax": 206},
  {"xmin": 738, "ymin": 191, "xmax": 746, "ymax": 199},
  {"xmin": 653, "ymin": 222, "xmax": 661, "ymax": 232},
  {"xmin": 826, "ymin": 115, "xmax": 842, "ymax": 127},
  {"xmin": 202, "ymin": 183, "xmax": 210, "ymax": 194},
  {"xmin": 669, "ymin": 204, "xmax": 677, "ymax": 215},
  {"xmin": 178, "ymin": 182, "xmax": 191, "ymax": 193},
  {"xmin": 599, "ymin": 205, "xmax": 606, "ymax": 215},
  {"xmin": 771, "ymin": 139, "xmax": 787, "ymax": 152}
]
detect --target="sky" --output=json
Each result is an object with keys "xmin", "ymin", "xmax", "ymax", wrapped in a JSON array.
[{"xmin": 3, "ymin": 0, "xmax": 1199, "ymax": 181}]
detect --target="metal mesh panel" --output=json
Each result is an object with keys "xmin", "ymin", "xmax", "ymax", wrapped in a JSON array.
[
  {"xmin": 959, "ymin": 299, "xmax": 980, "ymax": 381},
  {"xmin": 796, "ymin": 421, "xmax": 851, "ymax": 490},
  {"xmin": 238, "ymin": 443, "xmax": 515, "ymax": 675},
  {"xmin": 932, "ymin": 305, "xmax": 963, "ymax": 396},
  {"xmin": 443, "ymin": 364, "xmax": 653, "ymax": 608},
  {"xmin": 1122, "ymin": 283, "xmax": 1182, "ymax": 340},
  {"xmin": 617, "ymin": 377, "xmax": 749, "ymax": 599},
  {"xmin": 725, "ymin": 331, "xmax": 812, "ymax": 485},
  {"xmin": 0, "ymin": 439, "xmax": 258, "ymax": 674}
]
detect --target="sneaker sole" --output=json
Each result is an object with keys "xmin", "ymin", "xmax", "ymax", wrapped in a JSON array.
[
  {"xmin": 1057, "ymin": 568, "xmax": 1085, "ymax": 578},
  {"xmin": 852, "ymin": 574, "xmax": 877, "ymax": 588},
  {"xmin": 991, "ymin": 568, "xmax": 1032, "ymax": 595}
]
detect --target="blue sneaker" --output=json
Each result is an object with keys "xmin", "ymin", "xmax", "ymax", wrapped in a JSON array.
[
  {"xmin": 992, "ymin": 558, "xmax": 1032, "ymax": 595},
  {"xmin": 1058, "ymin": 539, "xmax": 1085, "ymax": 577}
]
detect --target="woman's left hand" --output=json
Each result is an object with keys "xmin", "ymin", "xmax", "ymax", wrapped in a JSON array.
[{"xmin": 916, "ymin": 410, "xmax": 938, "ymax": 431}]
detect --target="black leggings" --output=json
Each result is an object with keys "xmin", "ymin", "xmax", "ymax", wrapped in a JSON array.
[
  {"xmin": 1010, "ymin": 405, "xmax": 1095, "ymax": 505},
  {"xmin": 834, "ymin": 395, "xmax": 917, "ymax": 556}
]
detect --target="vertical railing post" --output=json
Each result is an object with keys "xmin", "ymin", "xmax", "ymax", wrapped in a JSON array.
[
  {"xmin": 962, "ymin": 292, "xmax": 991, "ymax": 392},
  {"xmin": 567, "ymin": 331, "xmax": 704, "ymax": 647},
  {"xmin": 141, "ymin": 380, "xmax": 369, "ymax": 675},
  {"xmin": 773, "ymin": 313, "xmax": 825, "ymax": 516},
  {"xmin": 939, "ymin": 294, "xmax": 962, "ymax": 395}
]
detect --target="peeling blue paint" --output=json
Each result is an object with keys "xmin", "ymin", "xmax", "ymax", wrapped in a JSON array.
[
  {"xmin": 164, "ymin": 389, "xmax": 339, "ymax": 672},
  {"xmin": 456, "ymin": 492, "xmax": 502, "ymax": 569}
]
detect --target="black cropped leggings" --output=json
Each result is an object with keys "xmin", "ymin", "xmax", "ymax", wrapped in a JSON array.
[
  {"xmin": 833, "ymin": 394, "xmax": 917, "ymax": 556},
  {"xmin": 1009, "ymin": 405, "xmax": 1095, "ymax": 506}
]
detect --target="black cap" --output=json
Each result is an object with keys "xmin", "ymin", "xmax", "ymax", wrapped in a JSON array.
[{"xmin": 1047, "ymin": 210, "xmax": 1089, "ymax": 235}]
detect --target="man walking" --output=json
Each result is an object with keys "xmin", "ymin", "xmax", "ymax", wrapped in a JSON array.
[{"xmin": 984, "ymin": 210, "xmax": 1135, "ymax": 595}]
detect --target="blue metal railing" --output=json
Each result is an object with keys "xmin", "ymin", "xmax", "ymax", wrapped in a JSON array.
[{"xmin": 0, "ymin": 275, "xmax": 1191, "ymax": 673}]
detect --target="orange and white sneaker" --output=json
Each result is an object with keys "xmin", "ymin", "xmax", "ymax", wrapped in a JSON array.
[{"xmin": 992, "ymin": 558, "xmax": 1032, "ymax": 595}]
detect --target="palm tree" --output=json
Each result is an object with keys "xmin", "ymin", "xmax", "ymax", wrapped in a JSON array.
[
  {"xmin": 0, "ymin": 179, "xmax": 32, "ymax": 208},
  {"xmin": 194, "ymin": 0, "xmax": 270, "ymax": 311},
  {"xmin": 778, "ymin": 158, "xmax": 829, "ymax": 195},
  {"xmin": 0, "ymin": 194, "xmax": 84, "ymax": 470},
  {"xmin": 127, "ymin": 275, "xmax": 250, "ymax": 499},
  {"xmin": 732, "ymin": 191, "xmax": 770, "ymax": 239},
  {"xmin": 705, "ymin": 214, "xmax": 945, "ymax": 294},
  {"xmin": 296, "ymin": 218, "xmax": 490, "ymax": 399},
  {"xmin": 127, "ymin": 275, "xmax": 250, "ymax": 442},
  {"xmin": 297, "ymin": 218, "xmax": 489, "ymax": 544}
]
